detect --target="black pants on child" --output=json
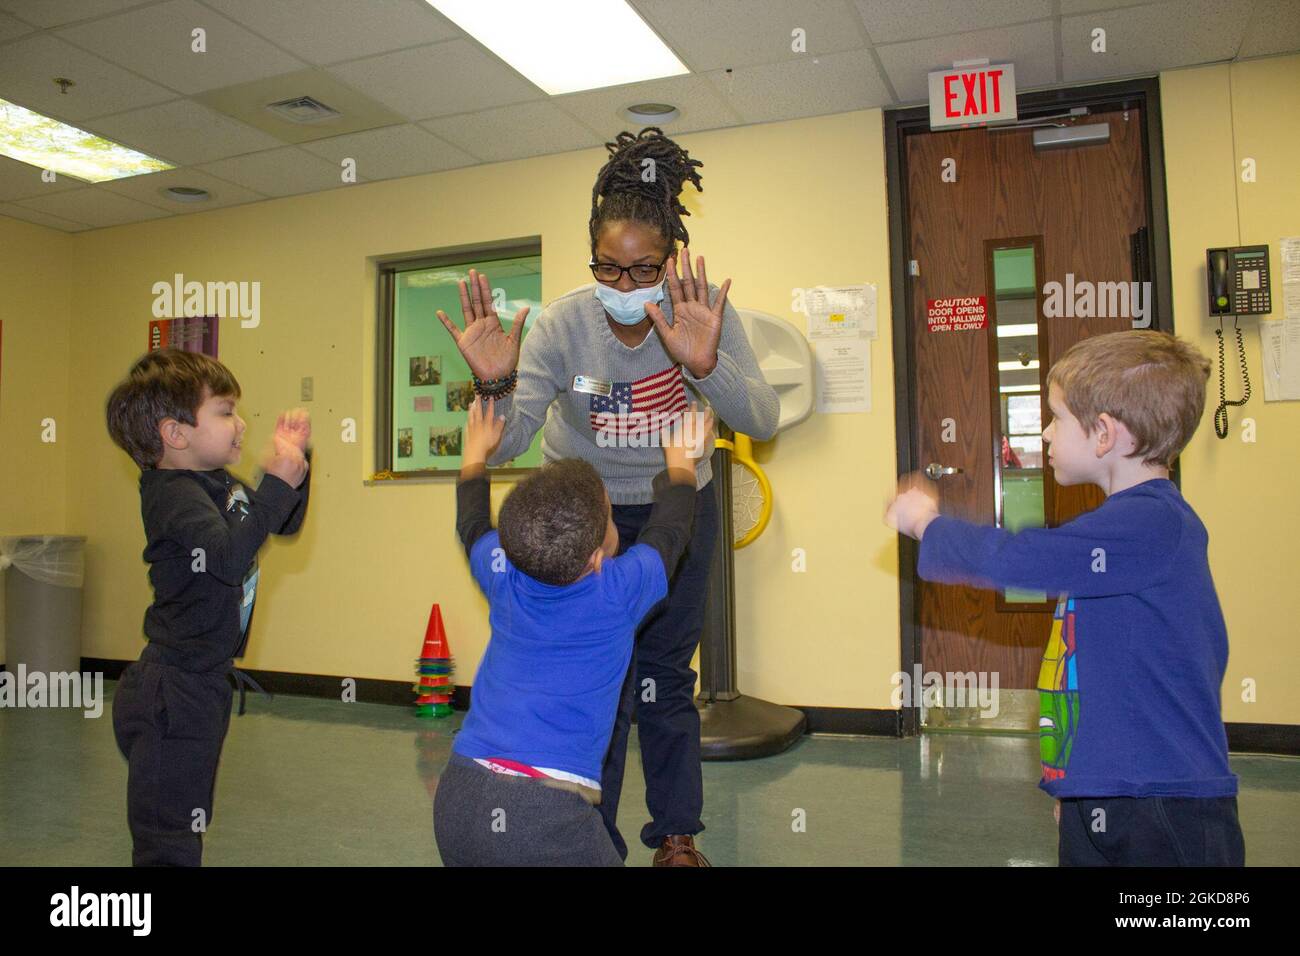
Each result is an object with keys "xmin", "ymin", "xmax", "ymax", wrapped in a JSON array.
[
  {"xmin": 434, "ymin": 752, "xmax": 623, "ymax": 866},
  {"xmin": 112, "ymin": 649, "xmax": 234, "ymax": 867},
  {"xmin": 1059, "ymin": 795, "xmax": 1245, "ymax": 866},
  {"xmin": 599, "ymin": 479, "xmax": 720, "ymax": 859}
]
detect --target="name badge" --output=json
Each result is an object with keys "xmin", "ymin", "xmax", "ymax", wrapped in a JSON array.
[{"xmin": 572, "ymin": 375, "xmax": 612, "ymax": 397}]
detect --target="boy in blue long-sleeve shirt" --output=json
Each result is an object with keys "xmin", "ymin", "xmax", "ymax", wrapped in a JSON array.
[
  {"xmin": 887, "ymin": 330, "xmax": 1244, "ymax": 866},
  {"xmin": 433, "ymin": 396, "xmax": 711, "ymax": 866}
]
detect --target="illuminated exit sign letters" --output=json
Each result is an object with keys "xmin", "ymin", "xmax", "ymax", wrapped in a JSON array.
[{"xmin": 928, "ymin": 62, "xmax": 1017, "ymax": 129}]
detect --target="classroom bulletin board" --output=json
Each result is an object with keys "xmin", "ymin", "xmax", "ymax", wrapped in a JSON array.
[{"xmin": 389, "ymin": 253, "xmax": 544, "ymax": 474}]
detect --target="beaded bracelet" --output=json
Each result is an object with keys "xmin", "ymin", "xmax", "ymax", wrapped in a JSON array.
[{"xmin": 472, "ymin": 370, "xmax": 518, "ymax": 399}]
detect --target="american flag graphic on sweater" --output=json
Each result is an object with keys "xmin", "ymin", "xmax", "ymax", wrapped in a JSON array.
[{"xmin": 589, "ymin": 365, "xmax": 689, "ymax": 439}]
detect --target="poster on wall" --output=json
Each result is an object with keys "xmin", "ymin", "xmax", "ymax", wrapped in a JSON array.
[
  {"xmin": 148, "ymin": 315, "xmax": 219, "ymax": 356},
  {"xmin": 391, "ymin": 253, "xmax": 545, "ymax": 473}
]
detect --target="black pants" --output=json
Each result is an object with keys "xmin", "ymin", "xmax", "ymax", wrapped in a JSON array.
[
  {"xmin": 599, "ymin": 479, "xmax": 719, "ymax": 859},
  {"xmin": 112, "ymin": 654, "xmax": 234, "ymax": 866},
  {"xmin": 1059, "ymin": 795, "xmax": 1246, "ymax": 866},
  {"xmin": 434, "ymin": 753, "xmax": 623, "ymax": 866}
]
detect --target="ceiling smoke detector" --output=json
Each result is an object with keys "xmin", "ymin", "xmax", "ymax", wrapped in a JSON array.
[
  {"xmin": 624, "ymin": 102, "xmax": 679, "ymax": 125},
  {"xmin": 163, "ymin": 186, "xmax": 211, "ymax": 203},
  {"xmin": 265, "ymin": 95, "xmax": 342, "ymax": 124}
]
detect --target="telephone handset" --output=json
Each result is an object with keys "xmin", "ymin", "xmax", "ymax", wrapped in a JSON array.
[{"xmin": 1206, "ymin": 245, "xmax": 1269, "ymax": 439}]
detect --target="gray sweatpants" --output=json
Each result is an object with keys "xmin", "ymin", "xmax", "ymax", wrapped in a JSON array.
[{"xmin": 433, "ymin": 753, "xmax": 623, "ymax": 866}]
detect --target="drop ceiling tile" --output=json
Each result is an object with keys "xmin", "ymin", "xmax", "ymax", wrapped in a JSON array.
[
  {"xmin": 0, "ymin": 0, "xmax": 156, "ymax": 29},
  {"xmin": 0, "ymin": 9, "xmax": 35, "ymax": 41},
  {"xmin": 55, "ymin": 0, "xmax": 306, "ymax": 96},
  {"xmin": 0, "ymin": 33, "xmax": 177, "ymax": 122},
  {"xmin": 1062, "ymin": 0, "xmax": 1255, "ymax": 80},
  {"xmin": 876, "ymin": 19, "xmax": 1057, "ymax": 103},
  {"xmin": 0, "ymin": 200, "xmax": 90, "ymax": 231},
  {"xmin": 195, "ymin": 145, "xmax": 357, "ymax": 197},
  {"xmin": 632, "ymin": 0, "xmax": 868, "ymax": 72},
  {"xmin": 299, "ymin": 123, "xmax": 476, "ymax": 180},
  {"xmin": 327, "ymin": 39, "xmax": 541, "ymax": 121},
  {"xmin": 15, "ymin": 185, "xmax": 173, "ymax": 228},
  {"xmin": 421, "ymin": 101, "xmax": 604, "ymax": 164},
  {"xmin": 202, "ymin": 0, "xmax": 460, "ymax": 66},
  {"xmin": 552, "ymin": 72, "xmax": 743, "ymax": 137},
  {"xmin": 1059, "ymin": 0, "xmax": 1163, "ymax": 12},
  {"xmin": 704, "ymin": 48, "xmax": 892, "ymax": 123},
  {"xmin": 82, "ymin": 98, "xmax": 283, "ymax": 166},
  {"xmin": 1239, "ymin": 0, "xmax": 1300, "ymax": 58},
  {"xmin": 854, "ymin": 0, "xmax": 1053, "ymax": 44},
  {"xmin": 0, "ymin": 154, "xmax": 88, "ymax": 200},
  {"xmin": 98, "ymin": 165, "xmax": 266, "ymax": 212}
]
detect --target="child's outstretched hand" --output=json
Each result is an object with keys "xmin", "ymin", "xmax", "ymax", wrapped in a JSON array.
[
  {"xmin": 265, "ymin": 432, "xmax": 308, "ymax": 488},
  {"xmin": 464, "ymin": 396, "xmax": 505, "ymax": 463},
  {"xmin": 275, "ymin": 408, "xmax": 312, "ymax": 454},
  {"xmin": 660, "ymin": 402, "xmax": 714, "ymax": 474},
  {"xmin": 885, "ymin": 471, "xmax": 940, "ymax": 540}
]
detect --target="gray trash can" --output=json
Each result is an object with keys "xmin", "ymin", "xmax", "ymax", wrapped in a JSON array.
[{"xmin": 1, "ymin": 535, "xmax": 86, "ymax": 675}]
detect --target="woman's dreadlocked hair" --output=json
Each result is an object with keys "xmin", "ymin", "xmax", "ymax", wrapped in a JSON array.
[{"xmin": 589, "ymin": 127, "xmax": 703, "ymax": 257}]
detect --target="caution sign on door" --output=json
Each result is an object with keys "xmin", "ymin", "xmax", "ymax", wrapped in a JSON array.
[{"xmin": 927, "ymin": 296, "xmax": 987, "ymax": 332}]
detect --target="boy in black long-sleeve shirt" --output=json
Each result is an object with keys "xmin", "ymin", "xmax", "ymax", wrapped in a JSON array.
[
  {"xmin": 106, "ymin": 348, "xmax": 311, "ymax": 866},
  {"xmin": 433, "ymin": 396, "xmax": 706, "ymax": 866}
]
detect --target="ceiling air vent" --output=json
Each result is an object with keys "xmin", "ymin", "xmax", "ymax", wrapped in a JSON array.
[{"xmin": 265, "ymin": 95, "xmax": 342, "ymax": 124}]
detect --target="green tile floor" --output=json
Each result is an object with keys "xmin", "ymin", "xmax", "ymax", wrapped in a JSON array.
[{"xmin": 2, "ymin": 681, "xmax": 1297, "ymax": 866}]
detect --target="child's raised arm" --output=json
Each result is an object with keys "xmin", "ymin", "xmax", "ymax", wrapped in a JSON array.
[{"xmin": 455, "ymin": 396, "xmax": 504, "ymax": 558}]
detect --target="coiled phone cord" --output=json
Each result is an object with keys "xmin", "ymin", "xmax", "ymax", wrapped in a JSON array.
[{"xmin": 1213, "ymin": 317, "xmax": 1251, "ymax": 439}]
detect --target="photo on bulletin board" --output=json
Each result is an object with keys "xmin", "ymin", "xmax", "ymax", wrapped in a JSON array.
[{"xmin": 378, "ymin": 242, "xmax": 544, "ymax": 476}]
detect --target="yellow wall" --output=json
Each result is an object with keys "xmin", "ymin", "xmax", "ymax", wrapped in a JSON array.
[
  {"xmin": 3, "ymin": 53, "xmax": 1296, "ymax": 723},
  {"xmin": 1162, "ymin": 55, "xmax": 1300, "ymax": 725},
  {"xmin": 0, "ymin": 216, "xmax": 74, "ymax": 660}
]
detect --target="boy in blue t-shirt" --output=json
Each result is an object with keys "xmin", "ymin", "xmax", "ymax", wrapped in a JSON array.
[
  {"xmin": 887, "ymin": 330, "xmax": 1244, "ymax": 866},
  {"xmin": 434, "ymin": 396, "xmax": 711, "ymax": 866}
]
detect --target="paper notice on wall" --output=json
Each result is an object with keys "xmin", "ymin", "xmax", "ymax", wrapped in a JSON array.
[
  {"xmin": 1281, "ymin": 237, "xmax": 1300, "ymax": 321},
  {"xmin": 814, "ymin": 338, "xmax": 871, "ymax": 413},
  {"xmin": 1259, "ymin": 317, "xmax": 1300, "ymax": 401},
  {"xmin": 806, "ymin": 284, "xmax": 876, "ymax": 339}
]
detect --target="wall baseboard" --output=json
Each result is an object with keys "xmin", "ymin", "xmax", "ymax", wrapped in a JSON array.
[{"xmin": 3, "ymin": 660, "xmax": 1293, "ymax": 756}]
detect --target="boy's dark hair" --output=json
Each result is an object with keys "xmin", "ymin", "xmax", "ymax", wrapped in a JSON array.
[
  {"xmin": 106, "ymin": 348, "xmax": 241, "ymax": 470},
  {"xmin": 589, "ymin": 127, "xmax": 703, "ymax": 258},
  {"xmin": 498, "ymin": 459, "xmax": 608, "ymax": 586}
]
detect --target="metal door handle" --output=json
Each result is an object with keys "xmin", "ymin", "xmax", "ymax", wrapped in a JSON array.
[{"xmin": 925, "ymin": 463, "xmax": 964, "ymax": 480}]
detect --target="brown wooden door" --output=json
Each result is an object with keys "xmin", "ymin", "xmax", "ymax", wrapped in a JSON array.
[{"xmin": 904, "ymin": 106, "xmax": 1150, "ymax": 717}]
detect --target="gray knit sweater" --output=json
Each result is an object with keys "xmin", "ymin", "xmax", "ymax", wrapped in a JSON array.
[{"xmin": 487, "ymin": 282, "xmax": 780, "ymax": 505}]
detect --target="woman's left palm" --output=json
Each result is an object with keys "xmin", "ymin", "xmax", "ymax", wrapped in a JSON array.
[{"xmin": 645, "ymin": 249, "xmax": 731, "ymax": 377}]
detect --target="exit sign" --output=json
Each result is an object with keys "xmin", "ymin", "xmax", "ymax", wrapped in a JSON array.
[{"xmin": 928, "ymin": 62, "xmax": 1017, "ymax": 129}]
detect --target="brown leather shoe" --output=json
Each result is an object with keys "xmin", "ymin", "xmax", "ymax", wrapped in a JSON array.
[{"xmin": 653, "ymin": 835, "xmax": 711, "ymax": 867}]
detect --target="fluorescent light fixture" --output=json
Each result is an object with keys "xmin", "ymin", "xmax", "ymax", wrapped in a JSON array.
[
  {"xmin": 428, "ymin": 0, "xmax": 689, "ymax": 95},
  {"xmin": 997, "ymin": 324, "xmax": 1039, "ymax": 338},
  {"xmin": 998, "ymin": 359, "xmax": 1040, "ymax": 371},
  {"xmin": 1000, "ymin": 384, "xmax": 1041, "ymax": 393},
  {"xmin": 0, "ymin": 98, "xmax": 173, "ymax": 182}
]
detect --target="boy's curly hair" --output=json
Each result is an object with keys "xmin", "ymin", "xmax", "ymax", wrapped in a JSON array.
[{"xmin": 498, "ymin": 459, "xmax": 609, "ymax": 586}]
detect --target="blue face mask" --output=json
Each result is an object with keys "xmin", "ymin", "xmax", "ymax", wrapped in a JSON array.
[{"xmin": 594, "ymin": 279, "xmax": 665, "ymax": 326}]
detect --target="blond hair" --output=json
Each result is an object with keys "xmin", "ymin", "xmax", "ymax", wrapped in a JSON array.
[{"xmin": 1046, "ymin": 331, "xmax": 1210, "ymax": 467}]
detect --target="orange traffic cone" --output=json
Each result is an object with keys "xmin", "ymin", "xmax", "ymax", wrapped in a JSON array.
[{"xmin": 415, "ymin": 603, "xmax": 454, "ymax": 718}]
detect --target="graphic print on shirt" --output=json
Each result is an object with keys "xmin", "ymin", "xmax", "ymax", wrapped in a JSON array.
[
  {"xmin": 589, "ymin": 365, "xmax": 688, "ymax": 442},
  {"xmin": 1038, "ymin": 595, "xmax": 1079, "ymax": 782},
  {"xmin": 225, "ymin": 483, "xmax": 259, "ymax": 635}
]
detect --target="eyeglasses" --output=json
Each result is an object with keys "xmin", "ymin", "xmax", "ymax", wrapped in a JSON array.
[{"xmin": 589, "ymin": 258, "xmax": 668, "ymax": 285}]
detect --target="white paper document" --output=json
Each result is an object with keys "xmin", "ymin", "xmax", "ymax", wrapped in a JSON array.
[
  {"xmin": 806, "ymin": 284, "xmax": 877, "ymax": 340},
  {"xmin": 814, "ymin": 338, "xmax": 871, "ymax": 413},
  {"xmin": 1259, "ymin": 317, "xmax": 1300, "ymax": 401}
]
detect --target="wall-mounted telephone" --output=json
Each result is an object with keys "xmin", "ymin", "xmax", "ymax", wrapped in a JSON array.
[{"xmin": 1206, "ymin": 246, "xmax": 1268, "ymax": 439}]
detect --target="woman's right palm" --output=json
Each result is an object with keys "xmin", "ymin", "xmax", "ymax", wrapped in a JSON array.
[{"xmin": 436, "ymin": 268, "xmax": 530, "ymax": 381}]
